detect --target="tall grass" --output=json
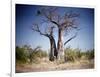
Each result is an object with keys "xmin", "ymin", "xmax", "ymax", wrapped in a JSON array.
[
  {"xmin": 16, "ymin": 46, "xmax": 28, "ymax": 63},
  {"xmin": 16, "ymin": 45, "xmax": 47, "ymax": 64},
  {"xmin": 64, "ymin": 47, "xmax": 94, "ymax": 62},
  {"xmin": 16, "ymin": 45, "xmax": 94, "ymax": 64}
]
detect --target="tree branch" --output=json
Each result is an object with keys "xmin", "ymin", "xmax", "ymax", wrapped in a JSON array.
[
  {"xmin": 60, "ymin": 12, "xmax": 79, "ymax": 30},
  {"xmin": 32, "ymin": 24, "xmax": 49, "ymax": 37},
  {"xmin": 38, "ymin": 8, "xmax": 60, "ymax": 27},
  {"xmin": 43, "ymin": 12, "xmax": 60, "ymax": 27},
  {"xmin": 64, "ymin": 33, "xmax": 77, "ymax": 46},
  {"xmin": 33, "ymin": 46, "xmax": 41, "ymax": 52},
  {"xmin": 51, "ymin": 20, "xmax": 60, "ymax": 26},
  {"xmin": 32, "ymin": 23, "xmax": 56, "ymax": 38}
]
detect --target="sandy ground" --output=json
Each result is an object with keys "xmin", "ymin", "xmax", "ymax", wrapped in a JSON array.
[{"xmin": 16, "ymin": 58, "xmax": 94, "ymax": 73}]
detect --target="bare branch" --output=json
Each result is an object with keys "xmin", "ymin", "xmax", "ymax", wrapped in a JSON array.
[
  {"xmin": 66, "ymin": 11, "xmax": 80, "ymax": 18},
  {"xmin": 60, "ymin": 11, "xmax": 79, "ymax": 30},
  {"xmin": 64, "ymin": 33, "xmax": 77, "ymax": 46},
  {"xmin": 32, "ymin": 23, "xmax": 56, "ymax": 38},
  {"xmin": 51, "ymin": 20, "xmax": 60, "ymax": 26},
  {"xmin": 33, "ymin": 46, "xmax": 41, "ymax": 51},
  {"xmin": 37, "ymin": 8, "xmax": 79, "ymax": 31},
  {"xmin": 37, "ymin": 8, "xmax": 60, "ymax": 27},
  {"xmin": 32, "ymin": 23, "xmax": 48, "ymax": 37}
]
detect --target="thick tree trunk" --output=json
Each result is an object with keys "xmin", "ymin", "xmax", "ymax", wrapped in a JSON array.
[
  {"xmin": 49, "ymin": 38, "xmax": 54, "ymax": 61},
  {"xmin": 49, "ymin": 36, "xmax": 57, "ymax": 61},
  {"xmin": 57, "ymin": 29, "xmax": 64, "ymax": 61}
]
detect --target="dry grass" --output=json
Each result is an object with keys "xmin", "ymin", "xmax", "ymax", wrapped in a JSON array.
[{"xmin": 16, "ymin": 58, "xmax": 94, "ymax": 73}]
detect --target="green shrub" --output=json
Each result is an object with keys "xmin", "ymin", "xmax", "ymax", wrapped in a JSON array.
[
  {"xmin": 16, "ymin": 45, "xmax": 48, "ymax": 64},
  {"xmin": 85, "ymin": 49, "xmax": 94, "ymax": 59},
  {"xmin": 28, "ymin": 46, "xmax": 48, "ymax": 63},
  {"xmin": 64, "ymin": 47, "xmax": 94, "ymax": 62},
  {"xmin": 16, "ymin": 46, "xmax": 28, "ymax": 63},
  {"xmin": 64, "ymin": 47, "xmax": 77, "ymax": 62}
]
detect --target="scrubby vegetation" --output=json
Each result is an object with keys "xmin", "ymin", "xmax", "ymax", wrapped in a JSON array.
[
  {"xmin": 16, "ymin": 46, "xmax": 28, "ymax": 63},
  {"xmin": 16, "ymin": 45, "xmax": 47, "ymax": 64},
  {"xmin": 64, "ymin": 47, "xmax": 94, "ymax": 62},
  {"xmin": 16, "ymin": 45, "xmax": 94, "ymax": 64},
  {"xmin": 16, "ymin": 45, "xmax": 94, "ymax": 73}
]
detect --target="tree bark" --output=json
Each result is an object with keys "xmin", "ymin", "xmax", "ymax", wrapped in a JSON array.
[
  {"xmin": 57, "ymin": 29, "xmax": 64, "ymax": 60},
  {"xmin": 49, "ymin": 36, "xmax": 57, "ymax": 61}
]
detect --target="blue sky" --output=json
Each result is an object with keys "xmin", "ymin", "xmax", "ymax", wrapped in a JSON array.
[{"xmin": 16, "ymin": 4, "xmax": 94, "ymax": 51}]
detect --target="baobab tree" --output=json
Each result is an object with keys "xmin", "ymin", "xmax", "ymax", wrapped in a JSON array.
[
  {"xmin": 32, "ymin": 23, "xmax": 57, "ymax": 61},
  {"xmin": 36, "ymin": 7, "xmax": 79, "ymax": 61}
]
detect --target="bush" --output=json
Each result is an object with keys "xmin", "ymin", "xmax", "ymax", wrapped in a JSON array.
[
  {"xmin": 16, "ymin": 46, "xmax": 28, "ymax": 63},
  {"xmin": 64, "ymin": 47, "xmax": 94, "ymax": 62},
  {"xmin": 64, "ymin": 47, "xmax": 77, "ymax": 62},
  {"xmin": 16, "ymin": 45, "xmax": 48, "ymax": 64},
  {"xmin": 85, "ymin": 49, "xmax": 94, "ymax": 59},
  {"xmin": 29, "ymin": 49, "xmax": 47, "ymax": 63}
]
